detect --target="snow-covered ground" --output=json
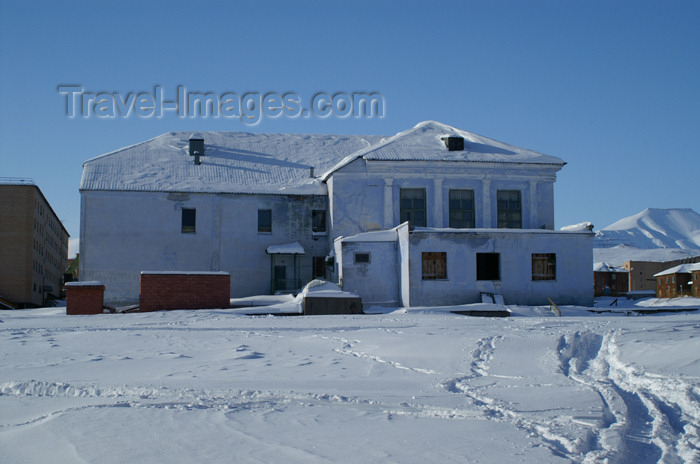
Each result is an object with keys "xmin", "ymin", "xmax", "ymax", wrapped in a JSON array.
[{"xmin": 2, "ymin": 301, "xmax": 700, "ymax": 463}]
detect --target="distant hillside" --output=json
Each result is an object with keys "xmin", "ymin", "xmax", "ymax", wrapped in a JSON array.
[
  {"xmin": 592, "ymin": 208, "xmax": 700, "ymax": 265},
  {"xmin": 595, "ymin": 208, "xmax": 700, "ymax": 250}
]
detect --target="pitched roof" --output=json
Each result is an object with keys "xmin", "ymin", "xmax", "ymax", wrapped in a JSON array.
[
  {"xmin": 80, "ymin": 131, "xmax": 383, "ymax": 195},
  {"xmin": 593, "ymin": 262, "xmax": 627, "ymax": 273},
  {"xmin": 80, "ymin": 121, "xmax": 564, "ymax": 194},
  {"xmin": 654, "ymin": 263, "xmax": 700, "ymax": 277},
  {"xmin": 321, "ymin": 121, "xmax": 565, "ymax": 180}
]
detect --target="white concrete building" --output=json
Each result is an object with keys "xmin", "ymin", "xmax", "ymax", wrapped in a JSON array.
[
  {"xmin": 335, "ymin": 224, "xmax": 593, "ymax": 307},
  {"xmin": 79, "ymin": 121, "xmax": 592, "ymax": 306}
]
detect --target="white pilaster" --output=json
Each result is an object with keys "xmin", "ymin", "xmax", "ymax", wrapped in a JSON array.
[
  {"xmin": 384, "ymin": 178, "xmax": 394, "ymax": 228},
  {"xmin": 433, "ymin": 178, "xmax": 443, "ymax": 227}
]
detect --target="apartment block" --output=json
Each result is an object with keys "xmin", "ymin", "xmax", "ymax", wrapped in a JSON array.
[{"xmin": 0, "ymin": 179, "xmax": 69, "ymax": 307}]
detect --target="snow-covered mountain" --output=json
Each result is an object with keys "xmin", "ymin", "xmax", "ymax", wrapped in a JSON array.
[
  {"xmin": 593, "ymin": 208, "xmax": 700, "ymax": 265},
  {"xmin": 595, "ymin": 208, "xmax": 700, "ymax": 250}
]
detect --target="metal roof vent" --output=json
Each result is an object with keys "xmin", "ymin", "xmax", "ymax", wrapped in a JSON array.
[
  {"xmin": 189, "ymin": 134, "xmax": 205, "ymax": 165},
  {"xmin": 441, "ymin": 136, "xmax": 464, "ymax": 151}
]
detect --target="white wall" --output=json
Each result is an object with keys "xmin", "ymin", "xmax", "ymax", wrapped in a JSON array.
[
  {"xmin": 329, "ymin": 159, "xmax": 559, "ymax": 242},
  {"xmin": 337, "ymin": 228, "xmax": 593, "ymax": 308},
  {"xmin": 80, "ymin": 191, "xmax": 329, "ymax": 304},
  {"xmin": 407, "ymin": 230, "xmax": 593, "ymax": 307},
  {"xmin": 338, "ymin": 240, "xmax": 400, "ymax": 306}
]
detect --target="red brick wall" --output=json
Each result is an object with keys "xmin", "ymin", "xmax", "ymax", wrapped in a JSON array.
[
  {"xmin": 139, "ymin": 273, "xmax": 230, "ymax": 312},
  {"xmin": 66, "ymin": 284, "xmax": 105, "ymax": 315}
]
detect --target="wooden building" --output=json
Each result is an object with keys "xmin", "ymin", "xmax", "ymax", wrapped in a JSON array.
[
  {"xmin": 593, "ymin": 262, "xmax": 628, "ymax": 296},
  {"xmin": 654, "ymin": 263, "xmax": 700, "ymax": 298}
]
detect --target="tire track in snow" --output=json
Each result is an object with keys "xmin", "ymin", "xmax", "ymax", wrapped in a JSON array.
[{"xmin": 558, "ymin": 330, "xmax": 700, "ymax": 463}]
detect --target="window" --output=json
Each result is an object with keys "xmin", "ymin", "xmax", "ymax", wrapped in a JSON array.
[
  {"xmin": 258, "ymin": 209, "xmax": 272, "ymax": 233},
  {"xmin": 181, "ymin": 208, "xmax": 196, "ymax": 233},
  {"xmin": 422, "ymin": 252, "xmax": 447, "ymax": 280},
  {"xmin": 312, "ymin": 210, "xmax": 327, "ymax": 233},
  {"xmin": 400, "ymin": 188, "xmax": 426, "ymax": 227},
  {"xmin": 449, "ymin": 189, "xmax": 475, "ymax": 228},
  {"xmin": 354, "ymin": 252, "xmax": 371, "ymax": 264},
  {"xmin": 497, "ymin": 190, "xmax": 522, "ymax": 228},
  {"xmin": 313, "ymin": 256, "xmax": 326, "ymax": 279},
  {"xmin": 532, "ymin": 253, "xmax": 556, "ymax": 280},
  {"xmin": 476, "ymin": 253, "xmax": 500, "ymax": 280}
]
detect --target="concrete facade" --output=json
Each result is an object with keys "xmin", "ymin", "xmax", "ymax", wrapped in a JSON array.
[
  {"xmin": 328, "ymin": 159, "xmax": 557, "ymax": 242},
  {"xmin": 337, "ymin": 224, "xmax": 593, "ymax": 307},
  {"xmin": 0, "ymin": 181, "xmax": 69, "ymax": 307},
  {"xmin": 80, "ymin": 190, "xmax": 328, "ymax": 305},
  {"xmin": 79, "ymin": 121, "xmax": 592, "ymax": 307}
]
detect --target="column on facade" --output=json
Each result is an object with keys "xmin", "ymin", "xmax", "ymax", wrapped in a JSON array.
[
  {"xmin": 433, "ymin": 178, "xmax": 443, "ymax": 228},
  {"xmin": 384, "ymin": 178, "xmax": 394, "ymax": 229},
  {"xmin": 529, "ymin": 180, "xmax": 538, "ymax": 229},
  {"xmin": 482, "ymin": 178, "xmax": 491, "ymax": 227}
]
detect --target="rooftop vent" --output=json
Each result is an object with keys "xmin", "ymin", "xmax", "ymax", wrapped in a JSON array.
[
  {"xmin": 441, "ymin": 136, "xmax": 464, "ymax": 151},
  {"xmin": 189, "ymin": 135, "xmax": 205, "ymax": 165}
]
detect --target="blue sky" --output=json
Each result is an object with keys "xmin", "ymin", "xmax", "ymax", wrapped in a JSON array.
[{"xmin": 1, "ymin": 0, "xmax": 699, "ymax": 254}]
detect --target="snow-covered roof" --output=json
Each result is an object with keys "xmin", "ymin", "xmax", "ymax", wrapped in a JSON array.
[
  {"xmin": 339, "ymin": 227, "xmax": 400, "ymax": 243},
  {"xmin": 80, "ymin": 131, "xmax": 383, "ymax": 195},
  {"xmin": 0, "ymin": 177, "xmax": 35, "ymax": 185},
  {"xmin": 321, "ymin": 121, "xmax": 565, "ymax": 180},
  {"xmin": 300, "ymin": 279, "xmax": 359, "ymax": 299},
  {"xmin": 561, "ymin": 222, "xmax": 593, "ymax": 232},
  {"xmin": 266, "ymin": 242, "xmax": 305, "ymax": 255},
  {"xmin": 65, "ymin": 281, "xmax": 104, "ymax": 287},
  {"xmin": 593, "ymin": 262, "xmax": 627, "ymax": 273},
  {"xmin": 81, "ymin": 121, "xmax": 564, "ymax": 195},
  {"xmin": 653, "ymin": 263, "xmax": 700, "ymax": 277},
  {"xmin": 140, "ymin": 271, "xmax": 230, "ymax": 275}
]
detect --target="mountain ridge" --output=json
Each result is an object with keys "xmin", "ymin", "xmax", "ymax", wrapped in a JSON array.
[{"xmin": 595, "ymin": 208, "xmax": 700, "ymax": 250}]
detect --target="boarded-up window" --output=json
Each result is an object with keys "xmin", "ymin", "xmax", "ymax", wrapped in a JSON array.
[
  {"xmin": 476, "ymin": 253, "xmax": 499, "ymax": 280},
  {"xmin": 181, "ymin": 208, "xmax": 196, "ymax": 233},
  {"xmin": 400, "ymin": 188, "xmax": 427, "ymax": 227},
  {"xmin": 532, "ymin": 253, "xmax": 556, "ymax": 280},
  {"xmin": 422, "ymin": 252, "xmax": 447, "ymax": 280},
  {"xmin": 449, "ymin": 189, "xmax": 475, "ymax": 228},
  {"xmin": 258, "ymin": 209, "xmax": 272, "ymax": 233},
  {"xmin": 497, "ymin": 190, "xmax": 522, "ymax": 228}
]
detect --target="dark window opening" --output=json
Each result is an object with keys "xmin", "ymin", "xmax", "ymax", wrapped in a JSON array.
[
  {"xmin": 497, "ymin": 190, "xmax": 522, "ymax": 229},
  {"xmin": 354, "ymin": 252, "xmax": 371, "ymax": 264},
  {"xmin": 181, "ymin": 208, "xmax": 196, "ymax": 233},
  {"xmin": 312, "ymin": 256, "xmax": 326, "ymax": 279},
  {"xmin": 400, "ymin": 188, "xmax": 426, "ymax": 227},
  {"xmin": 422, "ymin": 252, "xmax": 447, "ymax": 280},
  {"xmin": 476, "ymin": 253, "xmax": 500, "ymax": 280},
  {"xmin": 449, "ymin": 189, "xmax": 475, "ymax": 228},
  {"xmin": 258, "ymin": 209, "xmax": 272, "ymax": 233},
  {"xmin": 312, "ymin": 210, "xmax": 327, "ymax": 233}
]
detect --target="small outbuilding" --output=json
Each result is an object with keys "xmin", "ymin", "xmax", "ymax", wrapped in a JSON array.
[{"xmin": 593, "ymin": 262, "xmax": 629, "ymax": 296}]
